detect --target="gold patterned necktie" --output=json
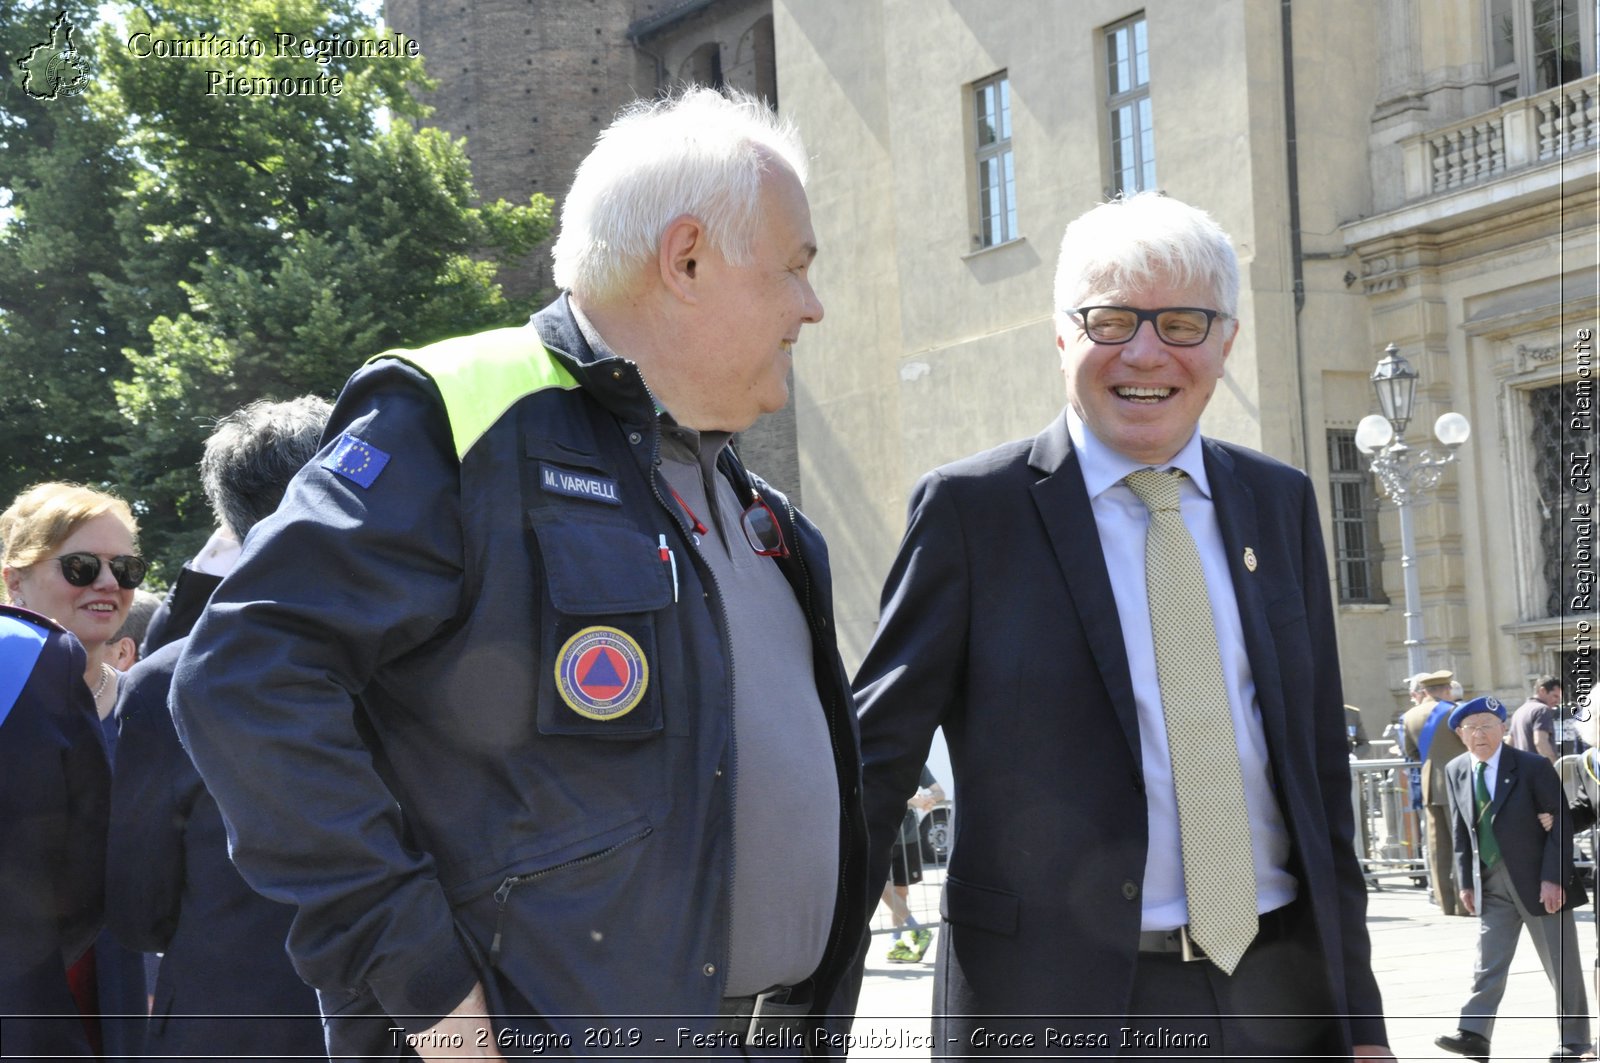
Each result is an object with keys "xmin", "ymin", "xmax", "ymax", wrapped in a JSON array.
[{"xmin": 1124, "ymin": 468, "xmax": 1259, "ymax": 974}]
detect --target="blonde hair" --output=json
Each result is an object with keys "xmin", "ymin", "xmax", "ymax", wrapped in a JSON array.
[{"xmin": 0, "ymin": 483, "xmax": 140, "ymax": 600}]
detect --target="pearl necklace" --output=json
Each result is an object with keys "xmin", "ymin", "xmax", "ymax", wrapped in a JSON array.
[{"xmin": 92, "ymin": 662, "xmax": 115, "ymax": 700}]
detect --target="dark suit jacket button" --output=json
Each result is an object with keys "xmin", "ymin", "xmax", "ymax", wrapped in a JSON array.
[{"xmin": 1122, "ymin": 880, "xmax": 1140, "ymax": 900}]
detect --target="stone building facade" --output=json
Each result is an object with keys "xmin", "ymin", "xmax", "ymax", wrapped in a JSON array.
[{"xmin": 772, "ymin": 0, "xmax": 1598, "ymax": 721}]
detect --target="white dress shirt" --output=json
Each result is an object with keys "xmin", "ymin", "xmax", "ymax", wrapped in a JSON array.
[{"xmin": 1067, "ymin": 408, "xmax": 1296, "ymax": 930}]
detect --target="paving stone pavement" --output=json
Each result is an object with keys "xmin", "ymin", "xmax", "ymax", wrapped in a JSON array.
[{"xmin": 853, "ymin": 871, "xmax": 1600, "ymax": 1060}]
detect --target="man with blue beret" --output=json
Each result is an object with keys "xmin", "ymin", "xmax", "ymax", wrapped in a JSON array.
[{"xmin": 1435, "ymin": 695, "xmax": 1592, "ymax": 1063}]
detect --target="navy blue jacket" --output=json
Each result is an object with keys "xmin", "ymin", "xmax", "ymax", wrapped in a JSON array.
[
  {"xmin": 139, "ymin": 565, "xmax": 224, "ymax": 657},
  {"xmin": 0, "ymin": 606, "xmax": 110, "ymax": 1056},
  {"xmin": 172, "ymin": 297, "xmax": 868, "ymax": 1052},
  {"xmin": 108, "ymin": 638, "xmax": 324, "ymax": 1061},
  {"xmin": 852, "ymin": 413, "xmax": 1386, "ymax": 1053},
  {"xmin": 1447, "ymin": 745, "xmax": 1587, "ymax": 914}
]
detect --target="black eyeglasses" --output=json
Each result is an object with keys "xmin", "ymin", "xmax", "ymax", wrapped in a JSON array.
[
  {"xmin": 1067, "ymin": 306, "xmax": 1227, "ymax": 347},
  {"xmin": 741, "ymin": 497, "xmax": 788, "ymax": 558},
  {"xmin": 53, "ymin": 552, "xmax": 148, "ymax": 589}
]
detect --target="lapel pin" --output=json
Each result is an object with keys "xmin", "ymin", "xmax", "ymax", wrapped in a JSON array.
[{"xmin": 1243, "ymin": 547, "xmax": 1258, "ymax": 572}]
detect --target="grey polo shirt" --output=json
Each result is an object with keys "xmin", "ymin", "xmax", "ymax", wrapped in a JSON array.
[{"xmin": 571, "ymin": 306, "xmax": 839, "ymax": 995}]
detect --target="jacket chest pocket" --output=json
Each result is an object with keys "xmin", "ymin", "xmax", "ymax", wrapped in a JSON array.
[{"xmin": 531, "ymin": 519, "xmax": 675, "ymax": 739}]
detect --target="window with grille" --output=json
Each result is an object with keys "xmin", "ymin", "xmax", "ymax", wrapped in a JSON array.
[
  {"xmin": 1106, "ymin": 14, "xmax": 1155, "ymax": 195},
  {"xmin": 1328, "ymin": 429, "xmax": 1386, "ymax": 604},
  {"xmin": 1530, "ymin": 384, "xmax": 1594, "ymax": 616},
  {"xmin": 973, "ymin": 73, "xmax": 1016, "ymax": 248}
]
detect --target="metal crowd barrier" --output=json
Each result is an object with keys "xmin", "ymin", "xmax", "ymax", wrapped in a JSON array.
[{"xmin": 1348, "ymin": 755, "xmax": 1428, "ymax": 888}]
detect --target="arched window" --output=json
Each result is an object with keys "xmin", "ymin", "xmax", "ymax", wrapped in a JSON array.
[{"xmin": 679, "ymin": 41, "xmax": 724, "ymax": 89}]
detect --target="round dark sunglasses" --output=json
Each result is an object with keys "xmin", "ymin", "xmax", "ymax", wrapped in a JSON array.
[{"xmin": 53, "ymin": 552, "xmax": 148, "ymax": 590}]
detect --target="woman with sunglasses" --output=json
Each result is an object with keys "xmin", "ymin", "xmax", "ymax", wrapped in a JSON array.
[
  {"xmin": 1, "ymin": 482, "xmax": 146, "ymax": 721},
  {"xmin": 1, "ymin": 482, "xmax": 147, "ymax": 1055}
]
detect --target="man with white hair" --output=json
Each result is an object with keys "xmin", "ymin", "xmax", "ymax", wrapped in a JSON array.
[
  {"xmin": 172, "ymin": 88, "xmax": 867, "ymax": 1059},
  {"xmin": 852, "ymin": 193, "xmax": 1391, "ymax": 1058}
]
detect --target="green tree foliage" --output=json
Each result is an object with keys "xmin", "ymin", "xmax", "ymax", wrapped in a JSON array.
[
  {"xmin": 2, "ymin": 0, "xmax": 552, "ymax": 576},
  {"xmin": 0, "ymin": 3, "xmax": 134, "ymax": 512}
]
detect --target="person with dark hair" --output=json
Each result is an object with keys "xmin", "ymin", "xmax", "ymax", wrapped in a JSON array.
[
  {"xmin": 1510, "ymin": 675, "xmax": 1566, "ymax": 764},
  {"xmin": 0, "ymin": 605, "xmax": 111, "ymax": 1057},
  {"xmin": 140, "ymin": 397, "xmax": 332, "ymax": 656},
  {"xmin": 103, "ymin": 589, "xmax": 161, "ymax": 673},
  {"xmin": 107, "ymin": 397, "xmax": 331, "ymax": 1061},
  {"xmin": 170, "ymin": 88, "xmax": 866, "ymax": 1061}
]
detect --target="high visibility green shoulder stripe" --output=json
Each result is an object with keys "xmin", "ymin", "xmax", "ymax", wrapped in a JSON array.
[{"xmin": 367, "ymin": 326, "xmax": 580, "ymax": 460}]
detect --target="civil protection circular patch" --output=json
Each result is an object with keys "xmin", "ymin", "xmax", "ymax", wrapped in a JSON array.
[{"xmin": 554, "ymin": 626, "xmax": 649, "ymax": 720}]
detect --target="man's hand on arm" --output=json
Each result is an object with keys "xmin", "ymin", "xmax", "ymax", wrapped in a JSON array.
[
  {"xmin": 1459, "ymin": 888, "xmax": 1476, "ymax": 915},
  {"xmin": 413, "ymin": 983, "xmax": 506, "ymax": 1063},
  {"xmin": 1540, "ymin": 880, "xmax": 1566, "ymax": 914}
]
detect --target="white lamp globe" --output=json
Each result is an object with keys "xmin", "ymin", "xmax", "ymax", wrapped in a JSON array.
[
  {"xmin": 1355, "ymin": 414, "xmax": 1395, "ymax": 455},
  {"xmin": 1434, "ymin": 412, "xmax": 1471, "ymax": 447}
]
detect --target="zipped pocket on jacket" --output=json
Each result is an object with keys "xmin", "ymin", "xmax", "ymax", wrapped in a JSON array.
[{"xmin": 488, "ymin": 824, "xmax": 654, "ymax": 964}]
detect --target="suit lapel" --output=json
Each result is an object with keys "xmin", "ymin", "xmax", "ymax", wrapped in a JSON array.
[
  {"xmin": 1027, "ymin": 413, "xmax": 1141, "ymax": 762},
  {"xmin": 1203, "ymin": 441, "xmax": 1290, "ymax": 762}
]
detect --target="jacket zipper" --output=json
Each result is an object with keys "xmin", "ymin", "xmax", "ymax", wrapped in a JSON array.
[{"xmin": 489, "ymin": 826, "xmax": 654, "ymax": 964}]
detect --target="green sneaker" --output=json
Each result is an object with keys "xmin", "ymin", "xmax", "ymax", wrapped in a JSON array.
[
  {"xmin": 908, "ymin": 928, "xmax": 933, "ymax": 960},
  {"xmin": 886, "ymin": 940, "xmax": 917, "ymax": 963}
]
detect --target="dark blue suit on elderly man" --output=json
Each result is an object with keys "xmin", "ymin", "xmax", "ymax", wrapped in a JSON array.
[{"xmin": 1436, "ymin": 695, "xmax": 1590, "ymax": 1060}]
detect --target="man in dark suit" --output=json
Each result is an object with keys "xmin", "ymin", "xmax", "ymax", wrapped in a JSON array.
[
  {"xmin": 852, "ymin": 192, "xmax": 1392, "ymax": 1058},
  {"xmin": 1434, "ymin": 696, "xmax": 1592, "ymax": 1063}
]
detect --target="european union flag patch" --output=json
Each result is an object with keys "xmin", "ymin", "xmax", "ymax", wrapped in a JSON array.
[{"xmin": 322, "ymin": 433, "xmax": 391, "ymax": 489}]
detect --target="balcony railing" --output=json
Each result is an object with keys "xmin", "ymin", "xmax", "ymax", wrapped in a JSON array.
[{"xmin": 1402, "ymin": 74, "xmax": 1598, "ymax": 200}]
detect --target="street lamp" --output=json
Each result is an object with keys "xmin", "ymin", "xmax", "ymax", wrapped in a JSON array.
[{"xmin": 1354, "ymin": 343, "xmax": 1472, "ymax": 677}]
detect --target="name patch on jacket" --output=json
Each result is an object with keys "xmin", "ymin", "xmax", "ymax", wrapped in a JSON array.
[
  {"xmin": 322, "ymin": 433, "xmax": 391, "ymax": 489},
  {"xmin": 556, "ymin": 626, "xmax": 648, "ymax": 720},
  {"xmin": 540, "ymin": 462, "xmax": 620, "ymax": 506}
]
